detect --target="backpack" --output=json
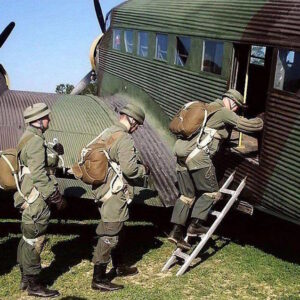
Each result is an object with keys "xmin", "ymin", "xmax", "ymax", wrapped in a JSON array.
[
  {"xmin": 0, "ymin": 134, "xmax": 34, "ymax": 191},
  {"xmin": 169, "ymin": 101, "xmax": 221, "ymax": 139},
  {"xmin": 72, "ymin": 131, "xmax": 123, "ymax": 187}
]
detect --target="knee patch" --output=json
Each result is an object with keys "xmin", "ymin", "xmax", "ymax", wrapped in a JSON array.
[
  {"xmin": 203, "ymin": 192, "xmax": 222, "ymax": 202},
  {"xmin": 100, "ymin": 235, "xmax": 119, "ymax": 250},
  {"xmin": 179, "ymin": 195, "xmax": 196, "ymax": 207}
]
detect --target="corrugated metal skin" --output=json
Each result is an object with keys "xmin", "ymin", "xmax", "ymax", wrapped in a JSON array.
[
  {"xmin": 99, "ymin": 48, "xmax": 228, "ymax": 118},
  {"xmin": 113, "ymin": 0, "xmax": 300, "ymax": 50},
  {"xmin": 0, "ymin": 90, "xmax": 59, "ymax": 149}
]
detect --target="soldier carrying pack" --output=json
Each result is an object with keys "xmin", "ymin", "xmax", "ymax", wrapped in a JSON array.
[{"xmin": 169, "ymin": 101, "xmax": 221, "ymax": 139}]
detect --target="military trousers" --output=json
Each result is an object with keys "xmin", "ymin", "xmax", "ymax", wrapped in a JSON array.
[
  {"xmin": 17, "ymin": 196, "xmax": 51, "ymax": 276},
  {"xmin": 171, "ymin": 166, "xmax": 219, "ymax": 226},
  {"xmin": 92, "ymin": 220, "xmax": 124, "ymax": 265}
]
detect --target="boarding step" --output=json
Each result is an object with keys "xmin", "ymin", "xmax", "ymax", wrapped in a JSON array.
[{"xmin": 162, "ymin": 171, "xmax": 246, "ymax": 276}]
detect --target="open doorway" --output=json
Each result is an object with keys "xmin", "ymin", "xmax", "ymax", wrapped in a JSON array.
[{"xmin": 229, "ymin": 44, "xmax": 273, "ymax": 159}]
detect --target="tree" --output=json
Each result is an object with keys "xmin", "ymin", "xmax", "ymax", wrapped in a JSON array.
[
  {"xmin": 55, "ymin": 82, "xmax": 97, "ymax": 95},
  {"xmin": 55, "ymin": 84, "xmax": 74, "ymax": 94}
]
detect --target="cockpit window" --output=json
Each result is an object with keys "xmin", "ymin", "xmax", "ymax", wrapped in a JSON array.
[
  {"xmin": 175, "ymin": 36, "xmax": 191, "ymax": 66},
  {"xmin": 137, "ymin": 32, "xmax": 149, "ymax": 57},
  {"xmin": 113, "ymin": 29, "xmax": 121, "ymax": 50},
  {"xmin": 105, "ymin": 12, "xmax": 112, "ymax": 31},
  {"xmin": 274, "ymin": 49, "xmax": 300, "ymax": 94},
  {"xmin": 124, "ymin": 30, "xmax": 133, "ymax": 53},
  {"xmin": 202, "ymin": 40, "xmax": 224, "ymax": 75},
  {"xmin": 155, "ymin": 34, "xmax": 168, "ymax": 61}
]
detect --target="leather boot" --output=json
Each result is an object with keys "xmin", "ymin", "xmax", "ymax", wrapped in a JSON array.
[
  {"xmin": 109, "ymin": 265, "xmax": 139, "ymax": 279},
  {"xmin": 187, "ymin": 218, "xmax": 209, "ymax": 236},
  {"xmin": 26, "ymin": 275, "xmax": 60, "ymax": 298},
  {"xmin": 20, "ymin": 267, "xmax": 29, "ymax": 291},
  {"xmin": 91, "ymin": 263, "xmax": 124, "ymax": 292},
  {"xmin": 167, "ymin": 224, "xmax": 191, "ymax": 250}
]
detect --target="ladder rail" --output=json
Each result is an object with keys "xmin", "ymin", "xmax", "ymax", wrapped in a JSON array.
[{"xmin": 176, "ymin": 177, "xmax": 246, "ymax": 276}]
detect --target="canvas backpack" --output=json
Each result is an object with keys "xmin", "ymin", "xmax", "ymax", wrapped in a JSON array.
[
  {"xmin": 169, "ymin": 101, "xmax": 221, "ymax": 139},
  {"xmin": 0, "ymin": 134, "xmax": 34, "ymax": 191},
  {"xmin": 72, "ymin": 131, "xmax": 124, "ymax": 187}
]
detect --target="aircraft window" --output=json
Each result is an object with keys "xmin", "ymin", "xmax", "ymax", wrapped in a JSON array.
[
  {"xmin": 105, "ymin": 12, "xmax": 112, "ymax": 31},
  {"xmin": 202, "ymin": 40, "xmax": 224, "ymax": 75},
  {"xmin": 137, "ymin": 31, "xmax": 149, "ymax": 57},
  {"xmin": 274, "ymin": 49, "xmax": 300, "ymax": 94},
  {"xmin": 250, "ymin": 45, "xmax": 266, "ymax": 66},
  {"xmin": 175, "ymin": 36, "xmax": 191, "ymax": 66},
  {"xmin": 124, "ymin": 30, "xmax": 133, "ymax": 53},
  {"xmin": 113, "ymin": 29, "xmax": 121, "ymax": 50},
  {"xmin": 155, "ymin": 34, "xmax": 168, "ymax": 61}
]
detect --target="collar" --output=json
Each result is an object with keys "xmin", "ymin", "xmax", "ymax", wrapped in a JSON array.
[
  {"xmin": 27, "ymin": 125, "xmax": 45, "ymax": 139},
  {"xmin": 114, "ymin": 121, "xmax": 129, "ymax": 133}
]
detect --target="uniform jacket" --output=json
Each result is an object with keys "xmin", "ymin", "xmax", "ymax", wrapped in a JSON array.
[
  {"xmin": 174, "ymin": 99, "xmax": 264, "ymax": 170},
  {"xmin": 14, "ymin": 126, "xmax": 58, "ymax": 208}
]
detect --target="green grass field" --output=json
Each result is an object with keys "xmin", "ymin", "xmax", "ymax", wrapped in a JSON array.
[{"xmin": 0, "ymin": 199, "xmax": 299, "ymax": 300}]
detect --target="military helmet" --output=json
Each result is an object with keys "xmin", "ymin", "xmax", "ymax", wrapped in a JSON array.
[
  {"xmin": 24, "ymin": 103, "xmax": 51, "ymax": 124},
  {"xmin": 223, "ymin": 89, "xmax": 247, "ymax": 109},
  {"xmin": 120, "ymin": 103, "xmax": 145, "ymax": 125}
]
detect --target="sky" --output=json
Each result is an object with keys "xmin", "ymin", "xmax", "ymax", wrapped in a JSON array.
[{"xmin": 0, "ymin": 0, "xmax": 124, "ymax": 93}]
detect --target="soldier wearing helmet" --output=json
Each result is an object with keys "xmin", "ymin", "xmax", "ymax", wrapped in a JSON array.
[
  {"xmin": 91, "ymin": 103, "xmax": 148, "ymax": 292},
  {"xmin": 168, "ymin": 89, "xmax": 264, "ymax": 250},
  {"xmin": 14, "ymin": 103, "xmax": 65, "ymax": 298}
]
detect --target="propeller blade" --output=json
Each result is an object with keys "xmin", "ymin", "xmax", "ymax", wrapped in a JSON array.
[
  {"xmin": 71, "ymin": 70, "xmax": 93, "ymax": 95},
  {"xmin": 0, "ymin": 22, "xmax": 15, "ymax": 48},
  {"xmin": 93, "ymin": 0, "xmax": 106, "ymax": 33}
]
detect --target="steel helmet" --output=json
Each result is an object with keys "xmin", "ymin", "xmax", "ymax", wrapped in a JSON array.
[
  {"xmin": 23, "ymin": 103, "xmax": 51, "ymax": 124},
  {"xmin": 120, "ymin": 103, "xmax": 145, "ymax": 125},
  {"xmin": 223, "ymin": 89, "xmax": 247, "ymax": 109}
]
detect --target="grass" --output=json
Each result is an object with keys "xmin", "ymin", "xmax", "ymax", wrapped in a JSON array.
[{"xmin": 0, "ymin": 201, "xmax": 299, "ymax": 300}]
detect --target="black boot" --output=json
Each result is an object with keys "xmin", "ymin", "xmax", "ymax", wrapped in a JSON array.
[
  {"xmin": 187, "ymin": 218, "xmax": 209, "ymax": 236},
  {"xmin": 26, "ymin": 275, "xmax": 60, "ymax": 298},
  {"xmin": 110, "ymin": 248, "xmax": 138, "ymax": 278},
  {"xmin": 91, "ymin": 263, "xmax": 124, "ymax": 292},
  {"xmin": 168, "ymin": 224, "xmax": 191, "ymax": 250},
  {"xmin": 20, "ymin": 267, "xmax": 29, "ymax": 291}
]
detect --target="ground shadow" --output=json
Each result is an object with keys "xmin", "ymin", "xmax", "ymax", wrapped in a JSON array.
[
  {"xmin": 42, "ymin": 222, "xmax": 162, "ymax": 286},
  {"xmin": 0, "ymin": 236, "xmax": 19, "ymax": 276}
]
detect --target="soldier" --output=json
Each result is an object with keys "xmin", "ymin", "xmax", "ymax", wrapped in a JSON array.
[
  {"xmin": 91, "ymin": 103, "xmax": 148, "ymax": 292},
  {"xmin": 168, "ymin": 89, "xmax": 264, "ymax": 250},
  {"xmin": 14, "ymin": 103, "xmax": 65, "ymax": 298}
]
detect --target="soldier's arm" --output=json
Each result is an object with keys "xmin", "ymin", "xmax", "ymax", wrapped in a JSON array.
[
  {"xmin": 117, "ymin": 135, "xmax": 146, "ymax": 182},
  {"xmin": 221, "ymin": 108, "xmax": 264, "ymax": 133},
  {"xmin": 26, "ymin": 136, "xmax": 56, "ymax": 199}
]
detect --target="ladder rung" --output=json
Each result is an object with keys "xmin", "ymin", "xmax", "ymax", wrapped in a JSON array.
[
  {"xmin": 210, "ymin": 210, "xmax": 221, "ymax": 217},
  {"xmin": 175, "ymin": 250, "xmax": 190, "ymax": 261},
  {"xmin": 220, "ymin": 188, "xmax": 235, "ymax": 195}
]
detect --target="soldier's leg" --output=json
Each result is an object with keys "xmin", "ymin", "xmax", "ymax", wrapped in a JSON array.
[
  {"xmin": 170, "ymin": 169, "xmax": 196, "ymax": 226},
  {"xmin": 168, "ymin": 170, "xmax": 195, "ymax": 249},
  {"xmin": 92, "ymin": 220, "xmax": 124, "ymax": 291},
  {"xmin": 18, "ymin": 197, "xmax": 59, "ymax": 297},
  {"xmin": 187, "ymin": 165, "xmax": 220, "ymax": 235}
]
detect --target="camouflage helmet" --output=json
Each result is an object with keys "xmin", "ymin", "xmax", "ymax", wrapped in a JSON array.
[
  {"xmin": 24, "ymin": 103, "xmax": 51, "ymax": 124},
  {"xmin": 120, "ymin": 103, "xmax": 145, "ymax": 125},
  {"xmin": 223, "ymin": 89, "xmax": 247, "ymax": 109}
]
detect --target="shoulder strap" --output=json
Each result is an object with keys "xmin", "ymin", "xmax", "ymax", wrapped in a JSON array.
[{"xmin": 17, "ymin": 133, "xmax": 35, "ymax": 155}]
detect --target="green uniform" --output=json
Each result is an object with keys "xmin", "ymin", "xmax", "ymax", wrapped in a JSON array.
[
  {"xmin": 14, "ymin": 126, "xmax": 58, "ymax": 276},
  {"xmin": 92, "ymin": 122, "xmax": 146, "ymax": 265},
  {"xmin": 171, "ymin": 99, "xmax": 263, "ymax": 225}
]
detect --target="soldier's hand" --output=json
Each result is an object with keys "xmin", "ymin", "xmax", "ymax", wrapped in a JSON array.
[
  {"xmin": 45, "ymin": 189, "xmax": 64, "ymax": 210},
  {"xmin": 53, "ymin": 143, "xmax": 64, "ymax": 155},
  {"xmin": 144, "ymin": 164, "xmax": 150, "ymax": 175}
]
